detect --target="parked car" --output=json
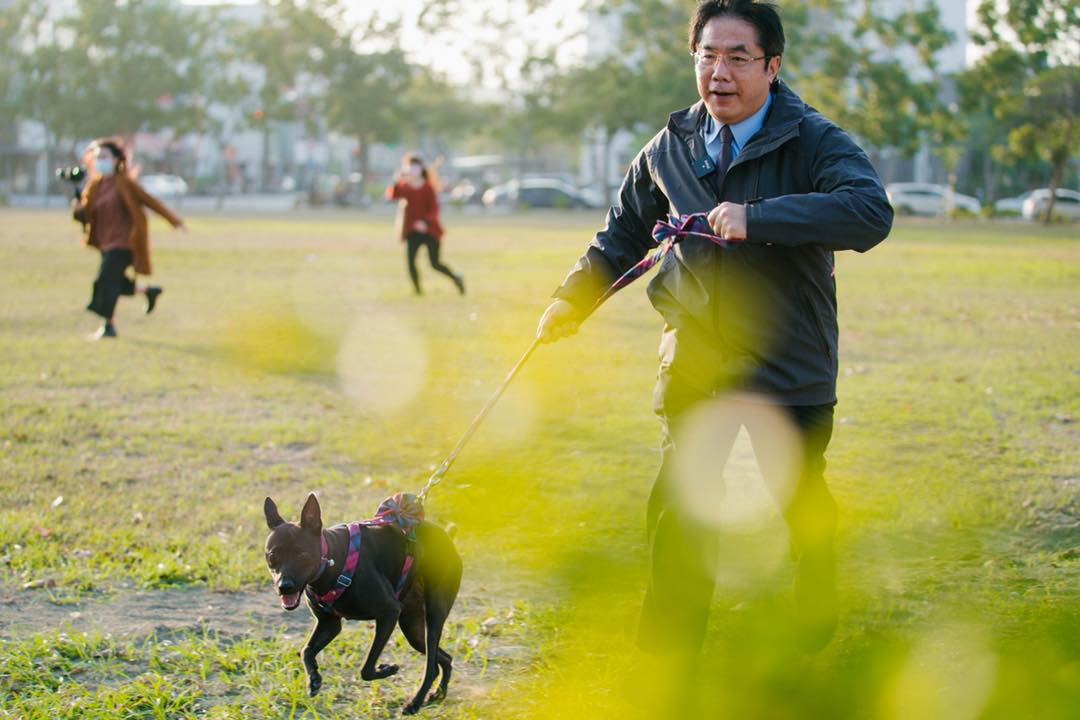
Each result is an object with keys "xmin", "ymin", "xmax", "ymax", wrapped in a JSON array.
[
  {"xmin": 448, "ymin": 179, "xmax": 484, "ymax": 206},
  {"xmin": 885, "ymin": 182, "xmax": 981, "ymax": 217},
  {"xmin": 1020, "ymin": 188, "xmax": 1080, "ymax": 222},
  {"xmin": 482, "ymin": 178, "xmax": 597, "ymax": 210},
  {"xmin": 993, "ymin": 190, "xmax": 1034, "ymax": 216},
  {"xmin": 139, "ymin": 174, "xmax": 189, "ymax": 202}
]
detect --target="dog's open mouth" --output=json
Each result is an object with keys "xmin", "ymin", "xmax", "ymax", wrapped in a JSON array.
[{"xmin": 280, "ymin": 591, "xmax": 302, "ymax": 610}]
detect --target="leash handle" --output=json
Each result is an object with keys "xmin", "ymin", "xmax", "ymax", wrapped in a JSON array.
[{"xmin": 418, "ymin": 335, "xmax": 542, "ymax": 503}]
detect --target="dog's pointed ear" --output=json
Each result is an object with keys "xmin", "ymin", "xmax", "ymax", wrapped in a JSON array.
[
  {"xmin": 264, "ymin": 497, "xmax": 286, "ymax": 529},
  {"xmin": 300, "ymin": 493, "xmax": 322, "ymax": 534}
]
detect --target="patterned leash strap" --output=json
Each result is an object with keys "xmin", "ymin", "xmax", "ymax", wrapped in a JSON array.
[
  {"xmin": 589, "ymin": 212, "xmax": 735, "ymax": 312},
  {"xmin": 417, "ymin": 212, "xmax": 733, "ymax": 504}
]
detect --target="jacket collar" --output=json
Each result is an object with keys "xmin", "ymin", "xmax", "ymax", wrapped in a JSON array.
[{"xmin": 668, "ymin": 80, "xmax": 806, "ymax": 166}]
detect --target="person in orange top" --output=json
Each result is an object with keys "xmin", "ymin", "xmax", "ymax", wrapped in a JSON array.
[
  {"xmin": 386, "ymin": 153, "xmax": 465, "ymax": 296},
  {"xmin": 73, "ymin": 139, "xmax": 185, "ymax": 340}
]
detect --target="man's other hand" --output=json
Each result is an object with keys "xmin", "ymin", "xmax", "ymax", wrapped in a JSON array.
[
  {"xmin": 707, "ymin": 202, "xmax": 748, "ymax": 241},
  {"xmin": 537, "ymin": 299, "xmax": 581, "ymax": 343}
]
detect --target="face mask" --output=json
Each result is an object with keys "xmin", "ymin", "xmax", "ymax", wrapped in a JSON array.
[{"xmin": 96, "ymin": 158, "xmax": 116, "ymax": 175}]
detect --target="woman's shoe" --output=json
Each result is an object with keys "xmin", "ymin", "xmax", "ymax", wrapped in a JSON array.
[
  {"xmin": 145, "ymin": 286, "xmax": 163, "ymax": 314},
  {"xmin": 89, "ymin": 322, "xmax": 117, "ymax": 340}
]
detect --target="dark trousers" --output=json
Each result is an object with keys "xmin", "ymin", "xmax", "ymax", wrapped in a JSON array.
[
  {"xmin": 405, "ymin": 232, "xmax": 458, "ymax": 293},
  {"xmin": 87, "ymin": 249, "xmax": 136, "ymax": 320},
  {"xmin": 638, "ymin": 369, "xmax": 837, "ymax": 652}
]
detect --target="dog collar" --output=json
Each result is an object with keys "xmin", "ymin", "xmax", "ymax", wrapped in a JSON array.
[{"xmin": 311, "ymin": 532, "xmax": 336, "ymax": 583}]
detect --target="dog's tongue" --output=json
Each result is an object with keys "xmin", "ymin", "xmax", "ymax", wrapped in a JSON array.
[{"xmin": 280, "ymin": 591, "xmax": 301, "ymax": 609}]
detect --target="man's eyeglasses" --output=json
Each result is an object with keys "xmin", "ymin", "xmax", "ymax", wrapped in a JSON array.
[{"xmin": 692, "ymin": 50, "xmax": 769, "ymax": 72}]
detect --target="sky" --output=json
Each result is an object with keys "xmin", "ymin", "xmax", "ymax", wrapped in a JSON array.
[{"xmin": 181, "ymin": 0, "xmax": 590, "ymax": 86}]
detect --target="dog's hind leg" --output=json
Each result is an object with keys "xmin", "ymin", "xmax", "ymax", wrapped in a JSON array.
[
  {"xmin": 398, "ymin": 602, "xmax": 427, "ymax": 654},
  {"xmin": 403, "ymin": 600, "xmax": 450, "ymax": 715},
  {"xmin": 432, "ymin": 648, "xmax": 452, "ymax": 702},
  {"xmin": 360, "ymin": 605, "xmax": 402, "ymax": 682},
  {"xmin": 400, "ymin": 602, "xmax": 452, "ymax": 703},
  {"xmin": 302, "ymin": 614, "xmax": 342, "ymax": 697}
]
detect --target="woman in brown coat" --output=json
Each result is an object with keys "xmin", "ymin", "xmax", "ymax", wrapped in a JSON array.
[{"xmin": 73, "ymin": 139, "xmax": 185, "ymax": 339}]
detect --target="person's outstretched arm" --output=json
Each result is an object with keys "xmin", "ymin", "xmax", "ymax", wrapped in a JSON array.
[
  {"xmin": 129, "ymin": 181, "xmax": 185, "ymax": 230},
  {"xmin": 539, "ymin": 147, "xmax": 668, "ymax": 342}
]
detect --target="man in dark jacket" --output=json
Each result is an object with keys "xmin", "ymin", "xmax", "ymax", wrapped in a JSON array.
[{"xmin": 538, "ymin": 0, "xmax": 892, "ymax": 653}]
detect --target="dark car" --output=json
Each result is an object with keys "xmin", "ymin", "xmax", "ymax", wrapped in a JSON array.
[{"xmin": 482, "ymin": 178, "xmax": 597, "ymax": 210}]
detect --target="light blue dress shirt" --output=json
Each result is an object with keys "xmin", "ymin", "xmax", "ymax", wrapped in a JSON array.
[{"xmin": 703, "ymin": 92, "xmax": 773, "ymax": 164}]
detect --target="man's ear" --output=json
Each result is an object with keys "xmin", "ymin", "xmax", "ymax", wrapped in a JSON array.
[
  {"xmin": 300, "ymin": 493, "xmax": 322, "ymax": 535},
  {"xmin": 264, "ymin": 497, "xmax": 285, "ymax": 529},
  {"xmin": 767, "ymin": 55, "xmax": 782, "ymax": 85}
]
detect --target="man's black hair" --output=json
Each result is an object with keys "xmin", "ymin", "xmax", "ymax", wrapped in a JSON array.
[{"xmin": 688, "ymin": 0, "xmax": 785, "ymax": 59}]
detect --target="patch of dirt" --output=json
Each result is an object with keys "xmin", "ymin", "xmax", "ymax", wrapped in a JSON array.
[{"xmin": 0, "ymin": 585, "xmax": 313, "ymax": 639}]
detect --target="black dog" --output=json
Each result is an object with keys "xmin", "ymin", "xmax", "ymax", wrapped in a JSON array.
[{"xmin": 263, "ymin": 494, "xmax": 462, "ymax": 715}]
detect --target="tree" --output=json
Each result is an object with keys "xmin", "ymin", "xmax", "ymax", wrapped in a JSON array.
[
  {"xmin": 55, "ymin": 0, "xmax": 213, "ymax": 142},
  {"xmin": 237, "ymin": 0, "xmax": 343, "ymax": 190},
  {"xmin": 0, "ymin": 1, "xmax": 23, "ymax": 139},
  {"xmin": 1006, "ymin": 66, "xmax": 1079, "ymax": 222},
  {"xmin": 400, "ymin": 70, "xmax": 488, "ymax": 159},
  {"xmin": 957, "ymin": 47, "xmax": 1033, "ymax": 201},
  {"xmin": 7, "ymin": 0, "xmax": 93, "ymax": 196},
  {"xmin": 416, "ymin": 0, "xmax": 583, "ymax": 177},
  {"xmin": 323, "ymin": 44, "xmax": 414, "ymax": 201},
  {"xmin": 966, "ymin": 0, "xmax": 1080, "ymax": 217}
]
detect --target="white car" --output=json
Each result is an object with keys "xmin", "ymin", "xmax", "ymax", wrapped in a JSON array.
[
  {"xmin": 993, "ymin": 191, "xmax": 1034, "ymax": 216},
  {"xmin": 1020, "ymin": 188, "xmax": 1080, "ymax": 222},
  {"xmin": 885, "ymin": 182, "xmax": 981, "ymax": 217},
  {"xmin": 139, "ymin": 174, "xmax": 189, "ymax": 201}
]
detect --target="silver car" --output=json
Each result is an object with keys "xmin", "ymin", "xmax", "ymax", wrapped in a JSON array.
[
  {"xmin": 1021, "ymin": 188, "xmax": 1080, "ymax": 222},
  {"xmin": 885, "ymin": 182, "xmax": 981, "ymax": 217},
  {"xmin": 139, "ymin": 174, "xmax": 189, "ymax": 202}
]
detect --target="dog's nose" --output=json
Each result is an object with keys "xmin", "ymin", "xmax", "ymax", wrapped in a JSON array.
[{"xmin": 278, "ymin": 578, "xmax": 298, "ymax": 594}]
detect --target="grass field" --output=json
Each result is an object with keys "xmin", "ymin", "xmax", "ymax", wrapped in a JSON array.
[{"xmin": 0, "ymin": 208, "xmax": 1077, "ymax": 719}]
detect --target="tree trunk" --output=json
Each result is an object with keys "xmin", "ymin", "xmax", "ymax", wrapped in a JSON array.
[
  {"xmin": 982, "ymin": 150, "xmax": 995, "ymax": 206},
  {"xmin": 516, "ymin": 121, "xmax": 532, "ymax": 185},
  {"xmin": 601, "ymin": 125, "xmax": 613, "ymax": 208},
  {"xmin": 357, "ymin": 133, "xmax": 372, "ymax": 208},
  {"xmin": 42, "ymin": 128, "xmax": 50, "ymax": 206},
  {"xmin": 1043, "ymin": 160, "xmax": 1064, "ymax": 225},
  {"xmin": 1044, "ymin": 116, "xmax": 1074, "ymax": 224},
  {"xmin": 260, "ymin": 125, "xmax": 271, "ymax": 191},
  {"xmin": 216, "ymin": 136, "xmax": 229, "ymax": 211}
]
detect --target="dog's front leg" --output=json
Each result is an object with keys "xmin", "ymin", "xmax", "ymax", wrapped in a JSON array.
[
  {"xmin": 360, "ymin": 603, "xmax": 402, "ymax": 681},
  {"xmin": 302, "ymin": 613, "xmax": 342, "ymax": 696}
]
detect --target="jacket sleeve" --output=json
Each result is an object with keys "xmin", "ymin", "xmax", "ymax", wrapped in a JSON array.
[
  {"xmin": 745, "ymin": 124, "xmax": 893, "ymax": 252},
  {"xmin": 552, "ymin": 148, "xmax": 669, "ymax": 314},
  {"xmin": 129, "ymin": 181, "xmax": 183, "ymax": 228}
]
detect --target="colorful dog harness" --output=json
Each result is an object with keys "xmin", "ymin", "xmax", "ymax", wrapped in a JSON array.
[{"xmin": 305, "ymin": 494, "xmax": 423, "ymax": 616}]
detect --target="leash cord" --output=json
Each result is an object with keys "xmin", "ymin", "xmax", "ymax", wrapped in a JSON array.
[
  {"xmin": 416, "ymin": 212, "xmax": 731, "ymax": 503},
  {"xmin": 417, "ymin": 335, "xmax": 542, "ymax": 503}
]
